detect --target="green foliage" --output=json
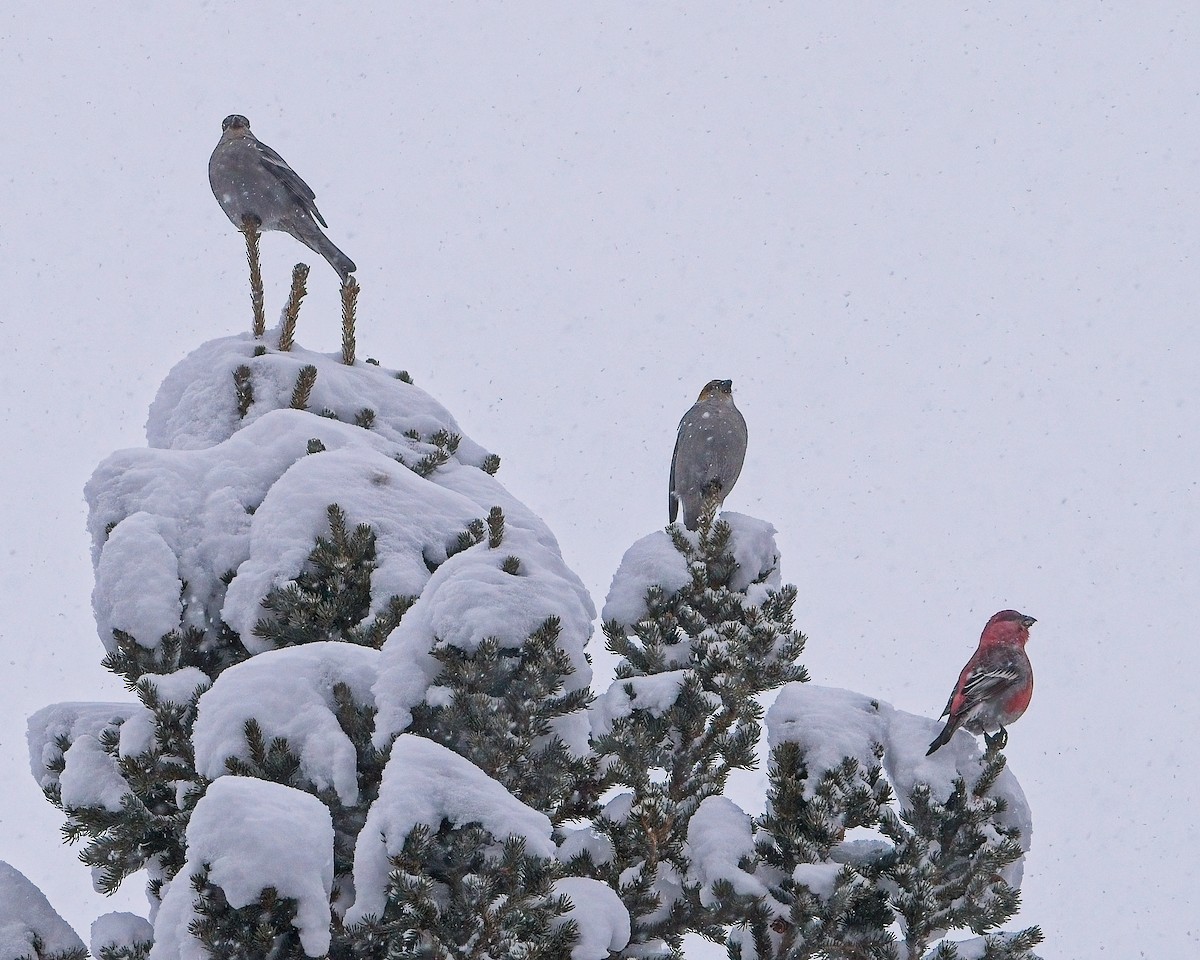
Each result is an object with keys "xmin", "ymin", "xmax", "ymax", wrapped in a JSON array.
[
  {"xmin": 735, "ymin": 736, "xmax": 1041, "ymax": 960},
  {"xmin": 252, "ymin": 504, "xmax": 416, "ymax": 650},
  {"xmin": 186, "ymin": 867, "xmax": 309, "ymax": 960},
  {"xmin": 232, "ymin": 364, "xmax": 254, "ymax": 418},
  {"xmin": 410, "ymin": 617, "xmax": 593, "ymax": 823},
  {"xmin": 346, "ymin": 824, "xmax": 578, "ymax": 960},
  {"xmin": 9, "ymin": 933, "xmax": 89, "ymax": 960},
  {"xmin": 399, "ymin": 428, "xmax": 461, "ymax": 477},
  {"xmin": 219, "ymin": 683, "xmax": 385, "ymax": 917},
  {"xmin": 101, "ymin": 622, "xmax": 249, "ymax": 688},
  {"xmin": 733, "ymin": 740, "xmax": 896, "ymax": 960},
  {"xmin": 56, "ymin": 678, "xmax": 207, "ymax": 898},
  {"xmin": 923, "ymin": 928, "xmax": 1045, "ymax": 960},
  {"xmin": 95, "ymin": 941, "xmax": 152, "ymax": 960},
  {"xmin": 290, "ymin": 364, "xmax": 317, "ymax": 409},
  {"xmin": 879, "ymin": 744, "xmax": 1035, "ymax": 960}
]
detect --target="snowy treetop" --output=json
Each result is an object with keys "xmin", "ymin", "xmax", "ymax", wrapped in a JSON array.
[
  {"xmin": 87, "ymin": 334, "xmax": 594, "ymax": 668},
  {"xmin": 146, "ymin": 334, "xmax": 490, "ymax": 464},
  {"xmin": 602, "ymin": 512, "xmax": 782, "ymax": 628}
]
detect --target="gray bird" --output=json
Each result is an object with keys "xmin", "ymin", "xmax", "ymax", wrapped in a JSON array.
[
  {"xmin": 669, "ymin": 379, "xmax": 748, "ymax": 531},
  {"xmin": 208, "ymin": 115, "xmax": 356, "ymax": 280}
]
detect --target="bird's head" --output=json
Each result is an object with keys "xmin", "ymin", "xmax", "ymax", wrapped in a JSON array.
[
  {"xmin": 698, "ymin": 379, "xmax": 734, "ymax": 402},
  {"xmin": 221, "ymin": 115, "xmax": 251, "ymax": 134},
  {"xmin": 981, "ymin": 609, "xmax": 1036, "ymax": 647}
]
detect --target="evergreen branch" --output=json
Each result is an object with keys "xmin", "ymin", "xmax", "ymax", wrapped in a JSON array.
[
  {"xmin": 277, "ymin": 262, "xmax": 309, "ymax": 351},
  {"xmin": 232, "ymin": 364, "xmax": 254, "ymax": 418},
  {"xmin": 487, "ymin": 506, "xmax": 505, "ymax": 548},
  {"xmin": 341, "ymin": 276, "xmax": 359, "ymax": 365},
  {"xmin": 290, "ymin": 364, "xmax": 317, "ymax": 409},
  {"xmin": 240, "ymin": 214, "xmax": 266, "ymax": 338}
]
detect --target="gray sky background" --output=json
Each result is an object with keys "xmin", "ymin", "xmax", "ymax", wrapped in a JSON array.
[{"xmin": 2, "ymin": 3, "xmax": 1196, "ymax": 955}]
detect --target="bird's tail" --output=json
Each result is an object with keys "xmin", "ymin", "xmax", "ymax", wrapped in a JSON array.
[
  {"xmin": 313, "ymin": 232, "xmax": 356, "ymax": 281},
  {"xmin": 925, "ymin": 721, "xmax": 956, "ymax": 756},
  {"xmin": 293, "ymin": 221, "xmax": 357, "ymax": 280}
]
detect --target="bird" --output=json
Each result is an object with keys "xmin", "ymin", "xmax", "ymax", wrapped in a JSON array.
[
  {"xmin": 669, "ymin": 379, "xmax": 748, "ymax": 531},
  {"xmin": 208, "ymin": 115, "xmax": 356, "ymax": 280},
  {"xmin": 926, "ymin": 610, "xmax": 1037, "ymax": 756}
]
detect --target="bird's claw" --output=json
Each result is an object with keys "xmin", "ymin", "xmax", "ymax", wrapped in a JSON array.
[{"xmin": 984, "ymin": 727, "xmax": 1008, "ymax": 753}]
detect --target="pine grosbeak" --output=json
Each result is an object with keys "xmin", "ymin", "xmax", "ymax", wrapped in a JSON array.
[
  {"xmin": 926, "ymin": 610, "xmax": 1036, "ymax": 755},
  {"xmin": 669, "ymin": 379, "xmax": 748, "ymax": 531},
  {"xmin": 209, "ymin": 115, "xmax": 356, "ymax": 280}
]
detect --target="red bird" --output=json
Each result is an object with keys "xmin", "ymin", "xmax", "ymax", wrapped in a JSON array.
[{"xmin": 926, "ymin": 610, "xmax": 1037, "ymax": 756}]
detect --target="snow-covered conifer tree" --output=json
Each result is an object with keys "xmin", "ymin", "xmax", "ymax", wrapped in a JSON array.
[
  {"xmin": 591, "ymin": 512, "xmax": 1043, "ymax": 960},
  {"xmin": 23, "ymin": 309, "xmax": 1041, "ymax": 960},
  {"xmin": 28, "ymin": 305, "xmax": 626, "ymax": 960}
]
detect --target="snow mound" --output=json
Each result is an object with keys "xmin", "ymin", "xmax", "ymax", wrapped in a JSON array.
[
  {"xmin": 719, "ymin": 512, "xmax": 784, "ymax": 594},
  {"xmin": 601, "ymin": 530, "xmax": 690, "ymax": 627},
  {"xmin": 767, "ymin": 684, "xmax": 887, "ymax": 790},
  {"xmin": 93, "ymin": 511, "xmax": 184, "ymax": 649},
  {"xmin": 89, "ymin": 408, "xmax": 482, "ymax": 656},
  {"xmin": 221, "ymin": 443, "xmax": 484, "ymax": 651},
  {"xmin": 590, "ymin": 670, "xmax": 689, "ymax": 738},
  {"xmin": 553, "ymin": 877, "xmax": 631, "ymax": 959},
  {"xmin": 146, "ymin": 334, "xmax": 491, "ymax": 468},
  {"xmin": 558, "ymin": 827, "xmax": 615, "ymax": 867},
  {"xmin": 193, "ymin": 642, "xmax": 380, "ymax": 804},
  {"xmin": 346, "ymin": 735, "xmax": 556, "ymax": 925},
  {"xmin": 767, "ymin": 683, "xmax": 1033, "ymax": 884},
  {"xmin": 59, "ymin": 734, "xmax": 128, "ymax": 813},
  {"xmin": 372, "ymin": 522, "xmax": 595, "ymax": 751},
  {"xmin": 685, "ymin": 796, "xmax": 768, "ymax": 906},
  {"xmin": 26, "ymin": 702, "xmax": 136, "ymax": 794},
  {"xmin": 151, "ymin": 777, "xmax": 333, "ymax": 960},
  {"xmin": 0, "ymin": 861, "xmax": 86, "ymax": 960},
  {"xmin": 90, "ymin": 912, "xmax": 153, "ymax": 958},
  {"xmin": 602, "ymin": 512, "xmax": 782, "ymax": 629}
]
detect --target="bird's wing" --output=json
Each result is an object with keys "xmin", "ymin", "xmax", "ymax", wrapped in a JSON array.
[
  {"xmin": 956, "ymin": 664, "xmax": 1023, "ymax": 711},
  {"xmin": 668, "ymin": 426, "xmax": 681, "ymax": 522},
  {"xmin": 254, "ymin": 140, "xmax": 328, "ymax": 227}
]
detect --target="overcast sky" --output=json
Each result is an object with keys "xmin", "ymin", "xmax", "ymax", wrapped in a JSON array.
[{"xmin": 2, "ymin": 4, "xmax": 1197, "ymax": 956}]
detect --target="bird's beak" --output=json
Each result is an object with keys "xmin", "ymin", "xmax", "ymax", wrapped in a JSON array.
[{"xmin": 1024, "ymin": 616, "xmax": 1037, "ymax": 627}]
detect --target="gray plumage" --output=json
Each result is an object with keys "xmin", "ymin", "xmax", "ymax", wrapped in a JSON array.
[
  {"xmin": 669, "ymin": 379, "xmax": 748, "ymax": 531},
  {"xmin": 209, "ymin": 115, "xmax": 356, "ymax": 280}
]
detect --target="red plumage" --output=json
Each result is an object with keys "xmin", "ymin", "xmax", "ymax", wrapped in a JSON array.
[{"xmin": 926, "ymin": 610, "xmax": 1037, "ymax": 756}]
